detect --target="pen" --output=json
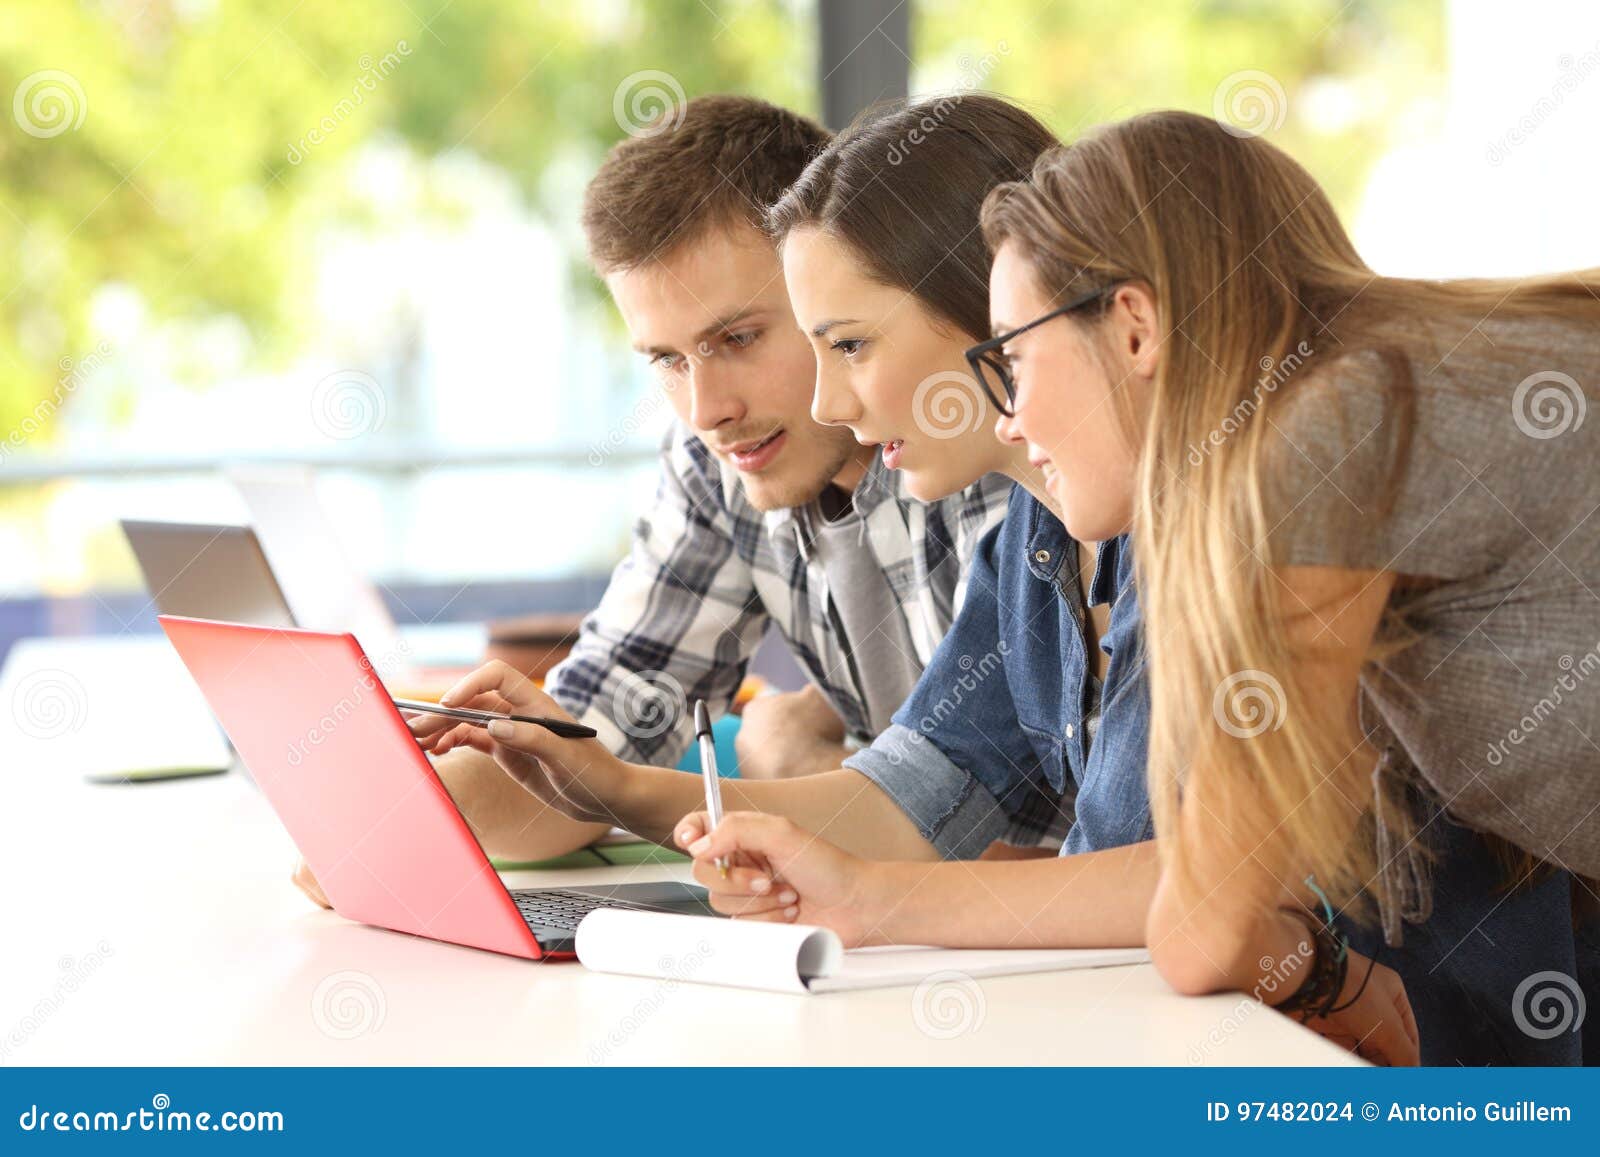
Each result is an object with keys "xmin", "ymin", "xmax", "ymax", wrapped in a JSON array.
[
  {"xmin": 694, "ymin": 700, "xmax": 729, "ymax": 878},
  {"xmin": 391, "ymin": 697, "xmax": 598, "ymax": 739}
]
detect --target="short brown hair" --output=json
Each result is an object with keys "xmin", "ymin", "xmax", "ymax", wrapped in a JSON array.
[
  {"xmin": 766, "ymin": 93, "xmax": 1057, "ymax": 340},
  {"xmin": 581, "ymin": 95, "xmax": 831, "ymax": 274}
]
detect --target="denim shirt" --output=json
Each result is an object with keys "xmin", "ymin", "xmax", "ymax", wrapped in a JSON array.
[{"xmin": 845, "ymin": 487, "xmax": 1152, "ymax": 858}]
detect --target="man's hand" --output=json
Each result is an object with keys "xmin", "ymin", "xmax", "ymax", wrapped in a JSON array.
[
  {"xmin": 405, "ymin": 660, "xmax": 634, "ymax": 827},
  {"xmin": 291, "ymin": 858, "xmax": 330, "ymax": 909},
  {"xmin": 734, "ymin": 685, "xmax": 851, "ymax": 780}
]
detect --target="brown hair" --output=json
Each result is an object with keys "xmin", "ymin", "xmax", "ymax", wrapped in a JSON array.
[
  {"xmin": 980, "ymin": 109, "xmax": 1600, "ymax": 910},
  {"xmin": 581, "ymin": 95, "xmax": 830, "ymax": 274},
  {"xmin": 765, "ymin": 92, "xmax": 1057, "ymax": 340}
]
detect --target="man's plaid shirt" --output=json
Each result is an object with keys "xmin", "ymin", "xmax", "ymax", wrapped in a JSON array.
[{"xmin": 545, "ymin": 424, "xmax": 1014, "ymax": 766}]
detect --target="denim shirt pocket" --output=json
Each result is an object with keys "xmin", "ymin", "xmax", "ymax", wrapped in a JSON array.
[
  {"xmin": 1064, "ymin": 634, "xmax": 1155, "ymax": 852},
  {"xmin": 1016, "ymin": 718, "xmax": 1070, "ymax": 795},
  {"xmin": 1015, "ymin": 648, "xmax": 1073, "ymax": 796},
  {"xmin": 1076, "ymin": 659, "xmax": 1147, "ymax": 779}
]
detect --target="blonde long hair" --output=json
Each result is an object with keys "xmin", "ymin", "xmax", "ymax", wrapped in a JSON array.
[{"xmin": 981, "ymin": 109, "xmax": 1600, "ymax": 909}]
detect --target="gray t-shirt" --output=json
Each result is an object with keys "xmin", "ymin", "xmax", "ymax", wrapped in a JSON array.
[
  {"xmin": 808, "ymin": 497, "xmax": 922, "ymax": 740},
  {"xmin": 1264, "ymin": 316, "xmax": 1600, "ymax": 905}
]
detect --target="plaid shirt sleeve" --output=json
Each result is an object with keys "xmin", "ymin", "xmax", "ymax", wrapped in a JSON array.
[{"xmin": 542, "ymin": 428, "xmax": 772, "ymax": 767}]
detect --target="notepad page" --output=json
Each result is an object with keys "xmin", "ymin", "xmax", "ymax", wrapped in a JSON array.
[
  {"xmin": 575, "ymin": 909, "xmax": 840, "ymax": 993},
  {"xmin": 807, "ymin": 945, "xmax": 1149, "ymax": 992},
  {"xmin": 575, "ymin": 909, "xmax": 1148, "ymax": 995}
]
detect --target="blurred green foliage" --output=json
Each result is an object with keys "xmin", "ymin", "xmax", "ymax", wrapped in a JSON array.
[
  {"xmin": 917, "ymin": 0, "xmax": 1444, "ymax": 214},
  {"xmin": 1, "ymin": 0, "xmax": 1441, "ymax": 445},
  {"xmin": 0, "ymin": 0, "xmax": 812, "ymax": 440}
]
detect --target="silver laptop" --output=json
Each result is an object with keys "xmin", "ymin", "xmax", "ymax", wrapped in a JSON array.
[{"xmin": 121, "ymin": 520, "xmax": 297, "ymax": 629}]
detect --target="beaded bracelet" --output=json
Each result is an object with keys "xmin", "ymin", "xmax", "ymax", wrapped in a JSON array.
[{"xmin": 1270, "ymin": 876, "xmax": 1351, "ymax": 1021}]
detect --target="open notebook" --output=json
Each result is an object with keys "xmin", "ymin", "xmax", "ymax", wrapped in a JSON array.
[{"xmin": 575, "ymin": 909, "xmax": 1148, "ymax": 994}]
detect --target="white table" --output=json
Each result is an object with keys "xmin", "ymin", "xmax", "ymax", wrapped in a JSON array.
[{"xmin": 0, "ymin": 765, "xmax": 1355, "ymax": 1066}]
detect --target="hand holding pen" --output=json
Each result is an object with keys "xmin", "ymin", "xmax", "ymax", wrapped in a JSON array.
[{"xmin": 694, "ymin": 700, "xmax": 729, "ymax": 878}]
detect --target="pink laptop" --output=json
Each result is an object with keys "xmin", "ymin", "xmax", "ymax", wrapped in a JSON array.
[{"xmin": 159, "ymin": 615, "xmax": 713, "ymax": 959}]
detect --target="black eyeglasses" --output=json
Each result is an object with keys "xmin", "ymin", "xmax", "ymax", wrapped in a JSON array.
[{"xmin": 964, "ymin": 281, "xmax": 1124, "ymax": 417}]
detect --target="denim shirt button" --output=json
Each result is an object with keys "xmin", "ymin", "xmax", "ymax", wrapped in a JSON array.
[
  {"xmin": 1033, "ymin": 549, "xmax": 1051, "ymax": 564},
  {"xmin": 1065, "ymin": 723, "xmax": 1074, "ymax": 739}
]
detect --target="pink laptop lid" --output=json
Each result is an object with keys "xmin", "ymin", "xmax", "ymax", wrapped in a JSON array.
[{"xmin": 159, "ymin": 615, "xmax": 540, "ymax": 959}]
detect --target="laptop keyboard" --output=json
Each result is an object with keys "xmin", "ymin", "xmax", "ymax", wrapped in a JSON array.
[{"xmin": 508, "ymin": 888, "xmax": 655, "ymax": 932}]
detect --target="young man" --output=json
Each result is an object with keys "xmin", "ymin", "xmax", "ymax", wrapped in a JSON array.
[{"xmin": 293, "ymin": 96, "xmax": 1010, "ymax": 902}]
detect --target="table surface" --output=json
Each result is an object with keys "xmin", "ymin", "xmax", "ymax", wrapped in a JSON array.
[
  {"xmin": 0, "ymin": 630, "xmax": 1350, "ymax": 1075},
  {"xmin": 1, "ymin": 739, "xmax": 1356, "ymax": 1066}
]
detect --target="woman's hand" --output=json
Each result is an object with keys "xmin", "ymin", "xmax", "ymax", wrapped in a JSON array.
[
  {"xmin": 1149, "ymin": 876, "xmax": 1420, "ymax": 1066},
  {"xmin": 404, "ymin": 660, "xmax": 629, "ymax": 826},
  {"xmin": 673, "ymin": 811, "xmax": 890, "ymax": 948},
  {"xmin": 1300, "ymin": 948, "xmax": 1420, "ymax": 1066}
]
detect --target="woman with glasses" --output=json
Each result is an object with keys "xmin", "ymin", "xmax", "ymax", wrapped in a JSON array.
[
  {"xmin": 679, "ymin": 109, "xmax": 1599, "ymax": 1065},
  {"xmin": 976, "ymin": 108, "xmax": 1599, "ymax": 1066}
]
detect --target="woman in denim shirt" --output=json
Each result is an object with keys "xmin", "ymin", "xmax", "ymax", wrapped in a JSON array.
[{"xmin": 765, "ymin": 95, "xmax": 1150, "ymax": 864}]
